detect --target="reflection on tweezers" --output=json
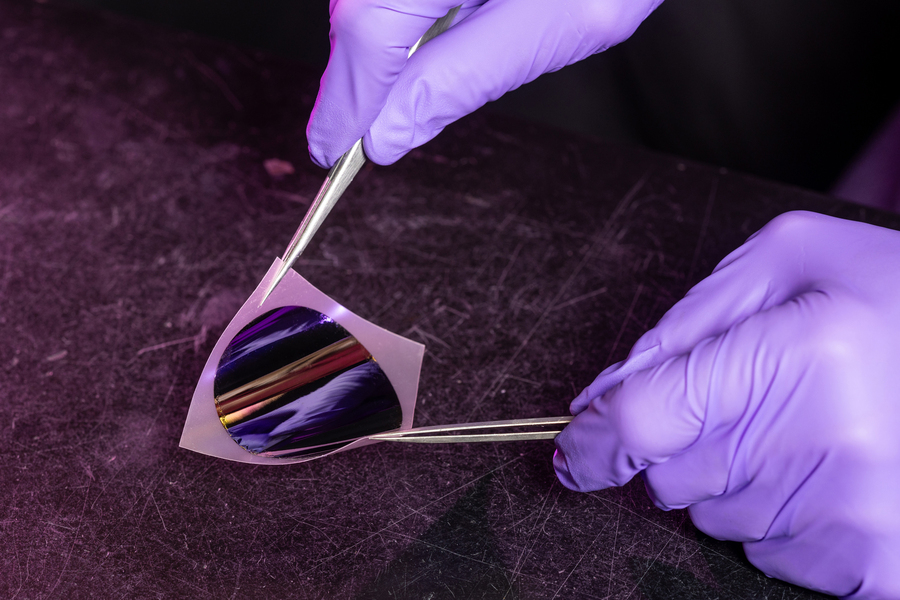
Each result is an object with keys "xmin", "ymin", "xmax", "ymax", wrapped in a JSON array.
[{"xmin": 370, "ymin": 416, "xmax": 573, "ymax": 444}]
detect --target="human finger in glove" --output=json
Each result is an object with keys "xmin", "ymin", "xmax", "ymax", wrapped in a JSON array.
[
  {"xmin": 554, "ymin": 211, "xmax": 900, "ymax": 599},
  {"xmin": 307, "ymin": 0, "xmax": 663, "ymax": 168}
]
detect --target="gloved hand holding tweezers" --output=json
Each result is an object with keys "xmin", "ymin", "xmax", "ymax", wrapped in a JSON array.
[
  {"xmin": 555, "ymin": 212, "xmax": 900, "ymax": 598},
  {"xmin": 307, "ymin": 0, "xmax": 664, "ymax": 168},
  {"xmin": 267, "ymin": 0, "xmax": 665, "ymax": 298}
]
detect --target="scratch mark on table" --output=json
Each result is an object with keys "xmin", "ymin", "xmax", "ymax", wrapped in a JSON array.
[
  {"xmin": 590, "ymin": 492, "xmax": 695, "ymax": 552},
  {"xmin": 170, "ymin": 575, "xmax": 215, "ymax": 597},
  {"xmin": 151, "ymin": 491, "xmax": 169, "ymax": 533},
  {"xmin": 551, "ymin": 528, "xmax": 605, "ymax": 599},
  {"xmin": 603, "ymin": 282, "xmax": 644, "ymax": 366},
  {"xmin": 509, "ymin": 483, "xmax": 561, "ymax": 586},
  {"xmin": 183, "ymin": 49, "xmax": 243, "ymax": 111},
  {"xmin": 495, "ymin": 241, "xmax": 523, "ymax": 290},
  {"xmin": 398, "ymin": 245, "xmax": 459, "ymax": 266},
  {"xmin": 552, "ymin": 286, "xmax": 608, "ymax": 312},
  {"xmin": 45, "ymin": 481, "xmax": 91, "ymax": 598},
  {"xmin": 146, "ymin": 378, "xmax": 178, "ymax": 436},
  {"xmin": 623, "ymin": 527, "xmax": 681, "ymax": 599},
  {"xmin": 607, "ymin": 504, "xmax": 622, "ymax": 599},
  {"xmin": 226, "ymin": 559, "xmax": 243, "ymax": 600},
  {"xmin": 135, "ymin": 327, "xmax": 206, "ymax": 356},
  {"xmin": 496, "ymin": 212, "xmax": 517, "ymax": 234},
  {"xmin": 404, "ymin": 324, "xmax": 451, "ymax": 350},
  {"xmin": 503, "ymin": 374, "xmax": 541, "ymax": 387}
]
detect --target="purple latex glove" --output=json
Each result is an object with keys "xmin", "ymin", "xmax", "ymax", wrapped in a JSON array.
[
  {"xmin": 554, "ymin": 211, "xmax": 900, "ymax": 599},
  {"xmin": 307, "ymin": 0, "xmax": 663, "ymax": 168}
]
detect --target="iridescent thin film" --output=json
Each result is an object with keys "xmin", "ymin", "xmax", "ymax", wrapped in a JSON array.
[{"xmin": 214, "ymin": 306, "xmax": 402, "ymax": 459}]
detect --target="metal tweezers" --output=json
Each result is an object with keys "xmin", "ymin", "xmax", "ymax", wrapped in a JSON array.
[
  {"xmin": 259, "ymin": 8, "xmax": 574, "ymax": 445},
  {"xmin": 261, "ymin": 6, "xmax": 462, "ymax": 303},
  {"xmin": 368, "ymin": 416, "xmax": 573, "ymax": 444}
]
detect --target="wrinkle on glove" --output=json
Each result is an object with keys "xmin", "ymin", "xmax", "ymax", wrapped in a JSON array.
[
  {"xmin": 555, "ymin": 212, "xmax": 900, "ymax": 599},
  {"xmin": 308, "ymin": 0, "xmax": 663, "ymax": 167}
]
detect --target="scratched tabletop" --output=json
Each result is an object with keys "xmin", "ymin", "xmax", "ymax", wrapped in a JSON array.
[{"xmin": 4, "ymin": 2, "xmax": 899, "ymax": 599}]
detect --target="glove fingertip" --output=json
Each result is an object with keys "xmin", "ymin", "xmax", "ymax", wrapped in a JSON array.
[
  {"xmin": 553, "ymin": 449, "xmax": 582, "ymax": 491},
  {"xmin": 362, "ymin": 130, "xmax": 404, "ymax": 166},
  {"xmin": 569, "ymin": 386, "xmax": 592, "ymax": 415},
  {"xmin": 307, "ymin": 144, "xmax": 331, "ymax": 169},
  {"xmin": 553, "ymin": 426, "xmax": 623, "ymax": 493}
]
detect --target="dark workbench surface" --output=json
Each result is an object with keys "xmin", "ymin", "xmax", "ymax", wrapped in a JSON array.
[{"xmin": 3, "ymin": 2, "xmax": 895, "ymax": 598}]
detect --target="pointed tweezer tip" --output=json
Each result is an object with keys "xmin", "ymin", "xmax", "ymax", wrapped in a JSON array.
[{"xmin": 259, "ymin": 264, "xmax": 288, "ymax": 306}]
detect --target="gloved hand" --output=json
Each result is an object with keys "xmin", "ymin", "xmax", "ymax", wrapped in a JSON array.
[
  {"xmin": 307, "ymin": 0, "xmax": 663, "ymax": 168},
  {"xmin": 554, "ymin": 211, "xmax": 900, "ymax": 599}
]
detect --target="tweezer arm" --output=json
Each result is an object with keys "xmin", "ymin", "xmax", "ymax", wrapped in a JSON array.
[
  {"xmin": 368, "ymin": 415, "xmax": 573, "ymax": 444},
  {"xmin": 260, "ymin": 5, "xmax": 462, "ymax": 303},
  {"xmin": 275, "ymin": 137, "xmax": 366, "ymax": 286}
]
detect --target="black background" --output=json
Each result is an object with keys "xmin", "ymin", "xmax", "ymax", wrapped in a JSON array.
[{"xmin": 59, "ymin": 0, "xmax": 900, "ymax": 192}]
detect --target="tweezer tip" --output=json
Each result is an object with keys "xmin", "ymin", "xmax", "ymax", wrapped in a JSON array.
[{"xmin": 259, "ymin": 266, "xmax": 287, "ymax": 306}]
